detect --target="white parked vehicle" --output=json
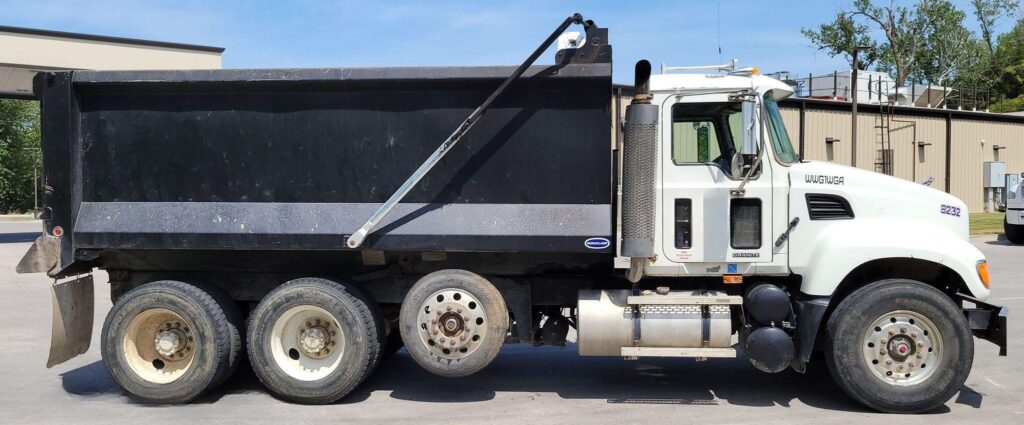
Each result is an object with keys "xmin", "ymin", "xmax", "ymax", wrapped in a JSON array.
[{"xmin": 1004, "ymin": 175, "xmax": 1024, "ymax": 243}]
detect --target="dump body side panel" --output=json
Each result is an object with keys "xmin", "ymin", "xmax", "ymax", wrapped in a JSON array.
[{"xmin": 36, "ymin": 64, "xmax": 614, "ymax": 275}]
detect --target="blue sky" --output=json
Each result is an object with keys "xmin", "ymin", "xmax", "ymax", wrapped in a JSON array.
[{"xmin": 1, "ymin": 0, "xmax": 1017, "ymax": 83}]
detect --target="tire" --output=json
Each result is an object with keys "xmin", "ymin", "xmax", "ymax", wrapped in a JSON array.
[
  {"xmin": 192, "ymin": 282, "xmax": 245, "ymax": 386},
  {"xmin": 246, "ymin": 278, "xmax": 381, "ymax": 404},
  {"xmin": 399, "ymin": 269, "xmax": 508, "ymax": 378},
  {"xmin": 100, "ymin": 280, "xmax": 236, "ymax": 404},
  {"xmin": 825, "ymin": 279, "xmax": 973, "ymax": 413},
  {"xmin": 1004, "ymin": 217, "xmax": 1024, "ymax": 244}
]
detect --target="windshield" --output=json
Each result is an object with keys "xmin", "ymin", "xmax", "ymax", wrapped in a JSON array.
[{"xmin": 763, "ymin": 91, "xmax": 799, "ymax": 164}]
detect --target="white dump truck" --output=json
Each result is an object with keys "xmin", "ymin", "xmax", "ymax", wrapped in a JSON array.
[{"xmin": 17, "ymin": 13, "xmax": 1006, "ymax": 413}]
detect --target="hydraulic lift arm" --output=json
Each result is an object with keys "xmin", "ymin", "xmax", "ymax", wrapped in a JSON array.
[{"xmin": 345, "ymin": 13, "xmax": 591, "ymax": 248}]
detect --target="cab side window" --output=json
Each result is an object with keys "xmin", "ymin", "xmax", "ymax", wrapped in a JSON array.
[
  {"xmin": 672, "ymin": 120, "xmax": 722, "ymax": 164},
  {"xmin": 670, "ymin": 103, "xmax": 742, "ymax": 171}
]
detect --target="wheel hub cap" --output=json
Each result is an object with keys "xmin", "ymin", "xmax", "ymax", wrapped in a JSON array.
[
  {"xmin": 417, "ymin": 289, "xmax": 487, "ymax": 360},
  {"xmin": 154, "ymin": 329, "xmax": 186, "ymax": 357},
  {"xmin": 299, "ymin": 325, "xmax": 331, "ymax": 357},
  {"xmin": 863, "ymin": 310, "xmax": 942, "ymax": 386}
]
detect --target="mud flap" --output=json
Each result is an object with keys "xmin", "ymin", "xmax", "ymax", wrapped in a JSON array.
[{"xmin": 47, "ymin": 275, "xmax": 94, "ymax": 368}]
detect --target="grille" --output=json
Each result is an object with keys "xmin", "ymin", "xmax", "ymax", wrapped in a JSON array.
[{"xmin": 806, "ymin": 194, "xmax": 854, "ymax": 220}]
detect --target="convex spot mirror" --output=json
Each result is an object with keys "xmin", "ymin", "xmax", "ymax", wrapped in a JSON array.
[{"xmin": 731, "ymin": 152, "xmax": 744, "ymax": 179}]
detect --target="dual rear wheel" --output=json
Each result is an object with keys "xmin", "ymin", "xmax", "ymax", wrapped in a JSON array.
[
  {"xmin": 102, "ymin": 271, "xmax": 508, "ymax": 404},
  {"xmin": 101, "ymin": 281, "xmax": 242, "ymax": 404}
]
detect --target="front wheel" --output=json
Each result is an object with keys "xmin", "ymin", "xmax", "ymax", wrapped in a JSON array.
[{"xmin": 825, "ymin": 279, "xmax": 973, "ymax": 413}]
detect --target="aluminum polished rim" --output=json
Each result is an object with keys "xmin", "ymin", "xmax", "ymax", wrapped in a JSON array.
[
  {"xmin": 122, "ymin": 308, "xmax": 196, "ymax": 384},
  {"xmin": 861, "ymin": 309, "xmax": 942, "ymax": 386},
  {"xmin": 416, "ymin": 289, "xmax": 488, "ymax": 360},
  {"xmin": 269, "ymin": 305, "xmax": 345, "ymax": 381}
]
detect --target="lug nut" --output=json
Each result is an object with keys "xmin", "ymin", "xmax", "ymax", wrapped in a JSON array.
[
  {"xmin": 910, "ymin": 332, "xmax": 917, "ymax": 338},
  {"xmin": 880, "ymin": 339, "xmax": 887, "ymax": 344},
  {"xmin": 888, "ymin": 330, "xmax": 896, "ymax": 336},
  {"xmin": 897, "ymin": 365, "xmax": 903, "ymax": 370},
  {"xmin": 880, "ymin": 350, "xmax": 886, "ymax": 355},
  {"xmin": 447, "ymin": 306, "xmax": 452, "ymax": 312},
  {"xmin": 917, "ymin": 341, "xmax": 924, "ymax": 347},
  {"xmin": 900, "ymin": 328, "xmax": 907, "ymax": 333},
  {"xmin": 907, "ymin": 362, "xmax": 914, "ymax": 367},
  {"xmin": 457, "ymin": 308, "xmax": 462, "ymax": 314},
  {"xmin": 439, "ymin": 337, "xmax": 446, "ymax": 343},
  {"xmin": 450, "ymin": 340, "xmax": 456, "ymax": 346},
  {"xmin": 460, "ymin": 335, "xmax": 466, "ymax": 341},
  {"xmin": 886, "ymin": 360, "xmax": 892, "ymax": 365},
  {"xmin": 431, "ymin": 319, "xmax": 437, "ymax": 325}
]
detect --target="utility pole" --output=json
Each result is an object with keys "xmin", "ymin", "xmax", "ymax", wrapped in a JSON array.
[{"xmin": 850, "ymin": 46, "xmax": 869, "ymax": 168}]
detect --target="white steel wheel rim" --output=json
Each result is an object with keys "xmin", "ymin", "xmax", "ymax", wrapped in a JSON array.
[
  {"xmin": 269, "ymin": 305, "xmax": 345, "ymax": 381},
  {"xmin": 416, "ymin": 289, "xmax": 488, "ymax": 360},
  {"xmin": 122, "ymin": 308, "xmax": 196, "ymax": 384},
  {"xmin": 861, "ymin": 309, "xmax": 942, "ymax": 386}
]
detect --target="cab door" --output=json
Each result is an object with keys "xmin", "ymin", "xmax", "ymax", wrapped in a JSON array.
[{"xmin": 659, "ymin": 95, "xmax": 774, "ymax": 268}]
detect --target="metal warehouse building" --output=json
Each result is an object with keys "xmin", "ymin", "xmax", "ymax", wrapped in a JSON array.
[
  {"xmin": 0, "ymin": 25, "xmax": 222, "ymax": 99},
  {"xmin": 776, "ymin": 99, "xmax": 1024, "ymax": 211}
]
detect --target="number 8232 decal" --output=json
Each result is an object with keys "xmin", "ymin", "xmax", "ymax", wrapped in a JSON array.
[{"xmin": 940, "ymin": 204, "xmax": 961, "ymax": 217}]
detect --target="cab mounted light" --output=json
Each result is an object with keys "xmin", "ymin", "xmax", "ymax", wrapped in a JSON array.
[{"xmin": 976, "ymin": 260, "xmax": 990, "ymax": 288}]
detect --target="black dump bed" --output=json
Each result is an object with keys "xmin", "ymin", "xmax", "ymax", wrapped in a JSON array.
[{"xmin": 34, "ymin": 43, "xmax": 614, "ymax": 276}]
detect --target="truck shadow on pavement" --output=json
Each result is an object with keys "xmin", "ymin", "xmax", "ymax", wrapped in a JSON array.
[{"xmin": 60, "ymin": 343, "xmax": 971, "ymax": 413}]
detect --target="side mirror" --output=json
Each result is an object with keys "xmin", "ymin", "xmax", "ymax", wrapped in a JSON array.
[
  {"xmin": 741, "ymin": 100, "xmax": 759, "ymax": 155},
  {"xmin": 731, "ymin": 152, "xmax": 744, "ymax": 179}
]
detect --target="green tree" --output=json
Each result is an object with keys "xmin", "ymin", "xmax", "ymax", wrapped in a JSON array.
[
  {"xmin": 992, "ymin": 19, "xmax": 1024, "ymax": 99},
  {"xmin": 0, "ymin": 99, "xmax": 41, "ymax": 213},
  {"xmin": 850, "ymin": 0, "xmax": 930, "ymax": 87},
  {"xmin": 972, "ymin": 0, "xmax": 1020, "ymax": 54},
  {"xmin": 914, "ymin": 0, "xmax": 977, "ymax": 86},
  {"xmin": 801, "ymin": 12, "xmax": 879, "ymax": 69}
]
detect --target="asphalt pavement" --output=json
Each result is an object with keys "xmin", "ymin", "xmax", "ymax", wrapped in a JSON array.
[{"xmin": 1, "ymin": 220, "xmax": 1021, "ymax": 424}]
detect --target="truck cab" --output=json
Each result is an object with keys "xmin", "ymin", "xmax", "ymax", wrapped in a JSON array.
[
  {"xmin": 605, "ymin": 62, "xmax": 1007, "ymax": 412},
  {"xmin": 632, "ymin": 65, "xmax": 990, "ymax": 304}
]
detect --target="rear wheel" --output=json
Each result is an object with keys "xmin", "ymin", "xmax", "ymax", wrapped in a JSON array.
[
  {"xmin": 399, "ymin": 270, "xmax": 508, "ymax": 377},
  {"xmin": 1005, "ymin": 216, "xmax": 1024, "ymax": 243},
  {"xmin": 100, "ymin": 280, "xmax": 237, "ymax": 404},
  {"xmin": 825, "ymin": 279, "xmax": 973, "ymax": 413},
  {"xmin": 246, "ymin": 278, "xmax": 381, "ymax": 404}
]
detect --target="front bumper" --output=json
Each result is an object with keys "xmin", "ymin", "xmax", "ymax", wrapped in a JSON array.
[{"xmin": 959, "ymin": 293, "xmax": 1008, "ymax": 356}]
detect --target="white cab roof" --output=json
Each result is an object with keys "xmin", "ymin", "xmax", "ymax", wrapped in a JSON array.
[{"xmin": 649, "ymin": 73, "xmax": 794, "ymax": 97}]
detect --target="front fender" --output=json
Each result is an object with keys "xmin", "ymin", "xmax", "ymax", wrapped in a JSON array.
[{"xmin": 792, "ymin": 218, "xmax": 988, "ymax": 299}]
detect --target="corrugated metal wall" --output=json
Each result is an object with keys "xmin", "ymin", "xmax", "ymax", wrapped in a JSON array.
[
  {"xmin": 950, "ymin": 119, "xmax": 1024, "ymax": 210},
  {"xmin": 782, "ymin": 103, "xmax": 1024, "ymax": 211}
]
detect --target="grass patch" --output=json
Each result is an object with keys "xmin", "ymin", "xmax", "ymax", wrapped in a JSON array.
[{"xmin": 969, "ymin": 212, "xmax": 1004, "ymax": 235}]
